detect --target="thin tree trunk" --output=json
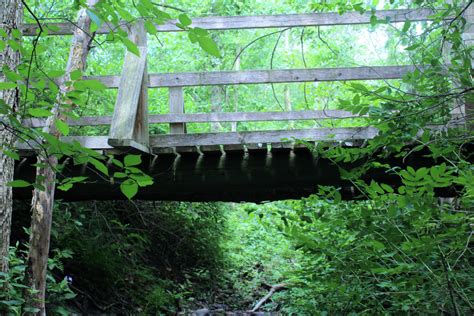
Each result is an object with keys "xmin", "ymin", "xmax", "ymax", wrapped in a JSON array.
[
  {"xmin": 210, "ymin": 86, "xmax": 223, "ymax": 132},
  {"xmin": 25, "ymin": 1, "xmax": 97, "ymax": 313},
  {"xmin": 283, "ymin": 31, "xmax": 294, "ymax": 129},
  {"xmin": 231, "ymin": 46, "xmax": 240, "ymax": 132},
  {"xmin": 0, "ymin": 0, "xmax": 23, "ymax": 274}
]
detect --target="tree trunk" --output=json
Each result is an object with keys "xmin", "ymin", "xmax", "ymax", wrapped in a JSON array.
[
  {"xmin": 231, "ymin": 46, "xmax": 240, "ymax": 132},
  {"xmin": 25, "ymin": 1, "xmax": 97, "ymax": 313},
  {"xmin": 283, "ymin": 31, "xmax": 294, "ymax": 129},
  {"xmin": 210, "ymin": 86, "xmax": 223, "ymax": 132},
  {"xmin": 0, "ymin": 0, "xmax": 23, "ymax": 274}
]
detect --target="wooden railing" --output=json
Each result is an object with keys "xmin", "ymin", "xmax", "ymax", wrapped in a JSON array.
[
  {"xmin": 19, "ymin": 7, "xmax": 465, "ymax": 154},
  {"xmin": 22, "ymin": 8, "xmax": 437, "ymax": 35}
]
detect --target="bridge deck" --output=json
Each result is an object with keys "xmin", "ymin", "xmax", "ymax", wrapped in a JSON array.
[{"xmin": 15, "ymin": 146, "xmax": 457, "ymax": 202}]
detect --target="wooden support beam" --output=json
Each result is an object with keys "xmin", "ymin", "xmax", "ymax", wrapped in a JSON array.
[
  {"xmin": 14, "ymin": 124, "xmax": 461, "ymax": 152},
  {"xmin": 88, "ymin": 65, "xmax": 419, "ymax": 88},
  {"xmin": 169, "ymin": 87, "xmax": 186, "ymax": 134},
  {"xmin": 22, "ymin": 8, "xmax": 440, "ymax": 36},
  {"xmin": 23, "ymin": 110, "xmax": 363, "ymax": 128},
  {"xmin": 108, "ymin": 21, "xmax": 149, "ymax": 152},
  {"xmin": 149, "ymin": 127, "xmax": 379, "ymax": 148},
  {"xmin": 15, "ymin": 128, "xmax": 377, "ymax": 151}
]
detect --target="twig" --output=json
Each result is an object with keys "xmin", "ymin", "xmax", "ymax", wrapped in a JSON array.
[
  {"xmin": 232, "ymin": 27, "xmax": 291, "ymax": 69},
  {"xmin": 300, "ymin": 27, "xmax": 310, "ymax": 110},
  {"xmin": 151, "ymin": 1, "xmax": 186, "ymax": 12},
  {"xmin": 270, "ymin": 28, "xmax": 290, "ymax": 111},
  {"xmin": 250, "ymin": 283, "xmax": 287, "ymax": 312},
  {"xmin": 439, "ymin": 246, "xmax": 460, "ymax": 316}
]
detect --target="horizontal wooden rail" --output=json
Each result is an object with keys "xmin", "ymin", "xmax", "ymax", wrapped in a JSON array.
[
  {"xmin": 22, "ymin": 8, "xmax": 438, "ymax": 36},
  {"xmin": 16, "ymin": 127, "xmax": 379, "ymax": 151},
  {"xmin": 89, "ymin": 65, "xmax": 417, "ymax": 88},
  {"xmin": 149, "ymin": 127, "xmax": 379, "ymax": 148},
  {"xmin": 23, "ymin": 110, "xmax": 363, "ymax": 128}
]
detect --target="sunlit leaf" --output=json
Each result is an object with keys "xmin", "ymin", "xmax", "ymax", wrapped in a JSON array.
[
  {"xmin": 7, "ymin": 180, "xmax": 31, "ymax": 188},
  {"xmin": 120, "ymin": 179, "xmax": 138, "ymax": 199}
]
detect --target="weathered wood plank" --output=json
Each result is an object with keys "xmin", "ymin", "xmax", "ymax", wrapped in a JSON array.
[
  {"xmin": 88, "ymin": 65, "xmax": 418, "ymax": 88},
  {"xmin": 14, "ymin": 124, "xmax": 460, "ymax": 152},
  {"xmin": 23, "ymin": 110, "xmax": 362, "ymax": 127},
  {"xmin": 108, "ymin": 22, "xmax": 149, "ymax": 151},
  {"xmin": 15, "ymin": 127, "xmax": 376, "ymax": 151},
  {"xmin": 133, "ymin": 20, "xmax": 149, "ymax": 145},
  {"xmin": 169, "ymin": 87, "xmax": 186, "ymax": 134},
  {"xmin": 15, "ymin": 136, "xmax": 112, "ymax": 151},
  {"xmin": 151, "ymin": 109, "xmax": 362, "ymax": 123},
  {"xmin": 149, "ymin": 127, "xmax": 379, "ymax": 148},
  {"xmin": 22, "ymin": 8, "xmax": 439, "ymax": 36},
  {"xmin": 148, "ymin": 65, "xmax": 416, "ymax": 87}
]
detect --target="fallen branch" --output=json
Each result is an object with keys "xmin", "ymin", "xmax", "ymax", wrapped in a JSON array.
[{"xmin": 251, "ymin": 283, "xmax": 287, "ymax": 312}]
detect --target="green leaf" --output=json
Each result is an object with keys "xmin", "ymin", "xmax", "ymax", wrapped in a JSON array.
[
  {"xmin": 48, "ymin": 70, "xmax": 65, "ymax": 78},
  {"xmin": 69, "ymin": 176, "xmax": 88, "ymax": 183},
  {"xmin": 120, "ymin": 179, "xmax": 138, "ymax": 199},
  {"xmin": 57, "ymin": 183, "xmax": 73, "ymax": 191},
  {"xmin": 405, "ymin": 43, "xmax": 420, "ymax": 51},
  {"xmin": 144, "ymin": 20, "xmax": 157, "ymax": 35},
  {"xmin": 189, "ymin": 28, "xmax": 220, "ymax": 57},
  {"xmin": 366, "ymin": 239, "xmax": 385, "ymax": 251},
  {"xmin": 122, "ymin": 38, "xmax": 140, "ymax": 56},
  {"xmin": 110, "ymin": 158, "xmax": 124, "ymax": 168},
  {"xmin": 89, "ymin": 158, "xmax": 109, "ymax": 176},
  {"xmin": 352, "ymin": 94, "xmax": 360, "ymax": 105},
  {"xmin": 28, "ymin": 108, "xmax": 51, "ymax": 117},
  {"xmin": 70, "ymin": 69, "xmax": 82, "ymax": 80},
  {"xmin": 114, "ymin": 172, "xmax": 127, "ymax": 178},
  {"xmin": 2, "ymin": 149, "xmax": 19, "ymax": 160},
  {"xmin": 381, "ymin": 183, "xmax": 394, "ymax": 193},
  {"xmin": 116, "ymin": 7, "xmax": 134, "ymax": 21},
  {"xmin": 0, "ymin": 82, "xmax": 17, "ymax": 90},
  {"xmin": 124, "ymin": 154, "xmax": 141, "ymax": 167},
  {"xmin": 7, "ymin": 180, "xmax": 31, "ymax": 188},
  {"xmin": 130, "ymin": 173, "xmax": 153, "ymax": 187},
  {"xmin": 188, "ymin": 31, "xmax": 198, "ymax": 43},
  {"xmin": 86, "ymin": 9, "xmax": 102, "ymax": 27},
  {"xmin": 350, "ymin": 83, "xmax": 368, "ymax": 92},
  {"xmin": 178, "ymin": 14, "xmax": 192, "ymax": 27},
  {"xmin": 402, "ymin": 20, "xmax": 411, "ymax": 33},
  {"xmin": 196, "ymin": 34, "xmax": 221, "ymax": 57},
  {"xmin": 73, "ymin": 79, "xmax": 106, "ymax": 91},
  {"xmin": 55, "ymin": 119, "xmax": 69, "ymax": 136},
  {"xmin": 370, "ymin": 14, "xmax": 377, "ymax": 26}
]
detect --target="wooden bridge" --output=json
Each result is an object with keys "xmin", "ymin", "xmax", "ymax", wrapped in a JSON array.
[{"xmin": 14, "ymin": 8, "xmax": 472, "ymax": 201}]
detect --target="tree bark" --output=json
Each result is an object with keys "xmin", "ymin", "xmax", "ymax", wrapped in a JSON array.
[
  {"xmin": 210, "ymin": 85, "xmax": 223, "ymax": 132},
  {"xmin": 25, "ymin": 1, "xmax": 97, "ymax": 313},
  {"xmin": 231, "ymin": 46, "xmax": 240, "ymax": 132},
  {"xmin": 250, "ymin": 283, "xmax": 287, "ymax": 312},
  {"xmin": 0, "ymin": 0, "xmax": 23, "ymax": 274},
  {"xmin": 283, "ymin": 31, "xmax": 294, "ymax": 129}
]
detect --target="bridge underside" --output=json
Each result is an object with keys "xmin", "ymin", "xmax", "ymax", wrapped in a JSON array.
[{"xmin": 13, "ymin": 146, "xmax": 458, "ymax": 202}]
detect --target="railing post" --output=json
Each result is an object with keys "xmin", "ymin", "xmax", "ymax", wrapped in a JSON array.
[
  {"xmin": 169, "ymin": 87, "xmax": 186, "ymax": 134},
  {"xmin": 108, "ymin": 20, "xmax": 149, "ymax": 152}
]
